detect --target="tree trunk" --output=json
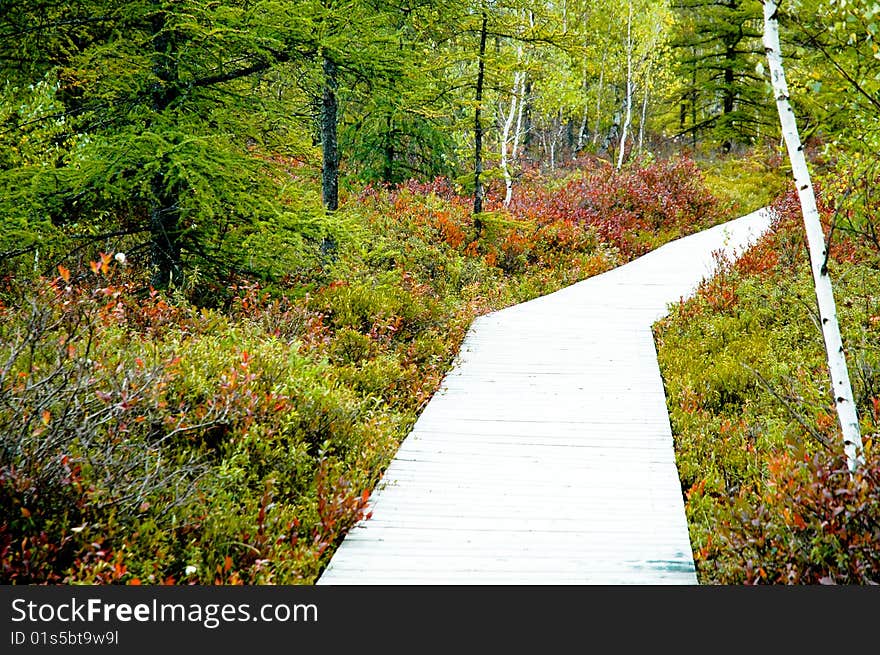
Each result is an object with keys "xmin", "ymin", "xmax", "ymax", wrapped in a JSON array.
[
  {"xmin": 473, "ymin": 10, "xmax": 488, "ymax": 228},
  {"xmin": 763, "ymin": 0, "xmax": 863, "ymax": 472},
  {"xmin": 501, "ymin": 71, "xmax": 522, "ymax": 207},
  {"xmin": 722, "ymin": 42, "xmax": 736, "ymax": 152},
  {"xmin": 577, "ymin": 65, "xmax": 588, "ymax": 152},
  {"xmin": 638, "ymin": 62, "xmax": 651, "ymax": 155},
  {"xmin": 382, "ymin": 113, "xmax": 395, "ymax": 185},
  {"xmin": 149, "ymin": 177, "xmax": 181, "ymax": 289},
  {"xmin": 522, "ymin": 76, "xmax": 533, "ymax": 155},
  {"xmin": 149, "ymin": 8, "xmax": 182, "ymax": 289},
  {"xmin": 723, "ymin": 59, "xmax": 735, "ymax": 116},
  {"xmin": 566, "ymin": 118, "xmax": 575, "ymax": 160},
  {"xmin": 617, "ymin": 1, "xmax": 633, "ymax": 169},
  {"xmin": 512, "ymin": 71, "xmax": 526, "ymax": 161},
  {"xmin": 593, "ymin": 53, "xmax": 606, "ymax": 146},
  {"xmin": 321, "ymin": 53, "xmax": 339, "ymax": 212}
]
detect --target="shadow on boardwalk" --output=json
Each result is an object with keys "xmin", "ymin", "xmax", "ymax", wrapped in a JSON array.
[{"xmin": 319, "ymin": 208, "xmax": 773, "ymax": 584}]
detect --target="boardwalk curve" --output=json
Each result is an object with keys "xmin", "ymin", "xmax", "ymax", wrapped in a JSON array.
[{"xmin": 318, "ymin": 208, "xmax": 773, "ymax": 584}]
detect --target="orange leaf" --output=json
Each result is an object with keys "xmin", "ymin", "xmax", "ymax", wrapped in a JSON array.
[
  {"xmin": 128, "ymin": 578, "xmax": 142, "ymax": 586},
  {"xmin": 41, "ymin": 410, "xmax": 51, "ymax": 425},
  {"xmin": 224, "ymin": 555, "xmax": 232, "ymax": 573},
  {"xmin": 58, "ymin": 265, "xmax": 70, "ymax": 283}
]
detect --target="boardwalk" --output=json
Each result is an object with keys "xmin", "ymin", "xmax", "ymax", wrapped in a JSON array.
[{"xmin": 318, "ymin": 208, "xmax": 773, "ymax": 584}]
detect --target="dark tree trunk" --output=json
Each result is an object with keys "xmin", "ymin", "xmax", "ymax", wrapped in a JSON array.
[
  {"xmin": 566, "ymin": 119, "xmax": 575, "ymax": 157},
  {"xmin": 679, "ymin": 98, "xmax": 687, "ymax": 131},
  {"xmin": 723, "ymin": 0, "xmax": 739, "ymax": 118},
  {"xmin": 523, "ymin": 77, "xmax": 533, "ymax": 155},
  {"xmin": 149, "ymin": 181, "xmax": 181, "ymax": 289},
  {"xmin": 321, "ymin": 53, "xmax": 339, "ymax": 212},
  {"xmin": 149, "ymin": 8, "xmax": 182, "ymax": 289},
  {"xmin": 473, "ymin": 10, "xmax": 488, "ymax": 229},
  {"xmin": 723, "ymin": 62, "xmax": 735, "ymax": 115},
  {"xmin": 382, "ymin": 113, "xmax": 395, "ymax": 185},
  {"xmin": 721, "ymin": 42, "xmax": 736, "ymax": 152}
]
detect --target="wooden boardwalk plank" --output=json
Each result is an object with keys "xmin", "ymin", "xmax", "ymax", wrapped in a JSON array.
[{"xmin": 318, "ymin": 208, "xmax": 772, "ymax": 585}]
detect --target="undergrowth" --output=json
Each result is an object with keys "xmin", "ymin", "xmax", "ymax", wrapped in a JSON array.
[
  {"xmin": 656, "ymin": 176, "xmax": 880, "ymax": 584},
  {"xmin": 1, "ymin": 156, "xmax": 724, "ymax": 584}
]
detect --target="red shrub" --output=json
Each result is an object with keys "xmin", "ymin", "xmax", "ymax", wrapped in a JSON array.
[
  {"xmin": 707, "ymin": 442, "xmax": 880, "ymax": 584},
  {"xmin": 503, "ymin": 156, "xmax": 719, "ymax": 259}
]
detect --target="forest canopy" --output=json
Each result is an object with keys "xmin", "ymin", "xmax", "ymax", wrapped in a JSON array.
[{"xmin": 2, "ymin": 1, "xmax": 878, "ymax": 291}]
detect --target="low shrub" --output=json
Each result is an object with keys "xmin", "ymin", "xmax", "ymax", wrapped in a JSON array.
[
  {"xmin": 1, "ymin": 156, "xmax": 730, "ymax": 583},
  {"xmin": 703, "ymin": 442, "xmax": 880, "ymax": 584},
  {"xmin": 656, "ymin": 180, "xmax": 880, "ymax": 584}
]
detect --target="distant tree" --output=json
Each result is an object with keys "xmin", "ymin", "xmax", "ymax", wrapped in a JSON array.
[{"xmin": 671, "ymin": 0, "xmax": 773, "ymax": 148}]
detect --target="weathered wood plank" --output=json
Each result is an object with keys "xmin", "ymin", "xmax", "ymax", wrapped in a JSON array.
[{"xmin": 317, "ymin": 208, "xmax": 772, "ymax": 585}]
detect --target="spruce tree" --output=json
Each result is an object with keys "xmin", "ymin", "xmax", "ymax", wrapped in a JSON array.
[{"xmin": 671, "ymin": 0, "xmax": 773, "ymax": 148}]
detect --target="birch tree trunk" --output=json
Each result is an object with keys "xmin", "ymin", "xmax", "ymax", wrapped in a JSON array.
[
  {"xmin": 512, "ymin": 71, "xmax": 525, "ymax": 161},
  {"xmin": 763, "ymin": 0, "xmax": 863, "ymax": 472},
  {"xmin": 501, "ymin": 70, "xmax": 523, "ymax": 206},
  {"xmin": 592, "ymin": 53, "xmax": 605, "ymax": 146},
  {"xmin": 638, "ymin": 61, "xmax": 651, "ymax": 155},
  {"xmin": 577, "ymin": 109, "xmax": 588, "ymax": 153},
  {"xmin": 617, "ymin": 0, "xmax": 633, "ymax": 170}
]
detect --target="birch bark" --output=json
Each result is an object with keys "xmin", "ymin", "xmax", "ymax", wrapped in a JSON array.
[
  {"xmin": 763, "ymin": 0, "xmax": 863, "ymax": 471},
  {"xmin": 512, "ymin": 71, "xmax": 525, "ymax": 161},
  {"xmin": 617, "ymin": 0, "xmax": 633, "ymax": 169},
  {"xmin": 501, "ymin": 70, "xmax": 523, "ymax": 206},
  {"xmin": 638, "ymin": 61, "xmax": 651, "ymax": 155}
]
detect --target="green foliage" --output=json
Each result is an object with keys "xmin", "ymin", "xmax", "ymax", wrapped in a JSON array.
[
  {"xmin": 0, "ymin": 1, "xmax": 349, "ymax": 286},
  {"xmin": 698, "ymin": 148, "xmax": 790, "ymax": 215},
  {"xmin": 670, "ymin": 0, "xmax": 776, "ymax": 147}
]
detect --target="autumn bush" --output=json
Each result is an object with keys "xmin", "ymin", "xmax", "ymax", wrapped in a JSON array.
[
  {"xmin": 504, "ymin": 156, "xmax": 720, "ymax": 259},
  {"xmin": 1, "ymin": 157, "xmax": 726, "ymax": 583},
  {"xmin": 0, "ymin": 264, "xmax": 388, "ymax": 584},
  {"xmin": 707, "ymin": 442, "xmax": 880, "ymax": 584},
  {"xmin": 656, "ymin": 178, "xmax": 880, "ymax": 584}
]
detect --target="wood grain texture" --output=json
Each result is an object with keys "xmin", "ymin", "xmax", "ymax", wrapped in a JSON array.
[{"xmin": 318, "ymin": 209, "xmax": 773, "ymax": 585}]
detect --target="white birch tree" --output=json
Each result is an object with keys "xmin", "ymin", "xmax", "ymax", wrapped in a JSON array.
[
  {"xmin": 592, "ymin": 52, "xmax": 606, "ymax": 146},
  {"xmin": 617, "ymin": 0, "xmax": 633, "ymax": 169},
  {"xmin": 501, "ymin": 68, "xmax": 525, "ymax": 206},
  {"xmin": 512, "ymin": 71, "xmax": 526, "ymax": 161},
  {"xmin": 762, "ymin": 0, "xmax": 863, "ymax": 472},
  {"xmin": 637, "ymin": 62, "xmax": 650, "ymax": 154}
]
